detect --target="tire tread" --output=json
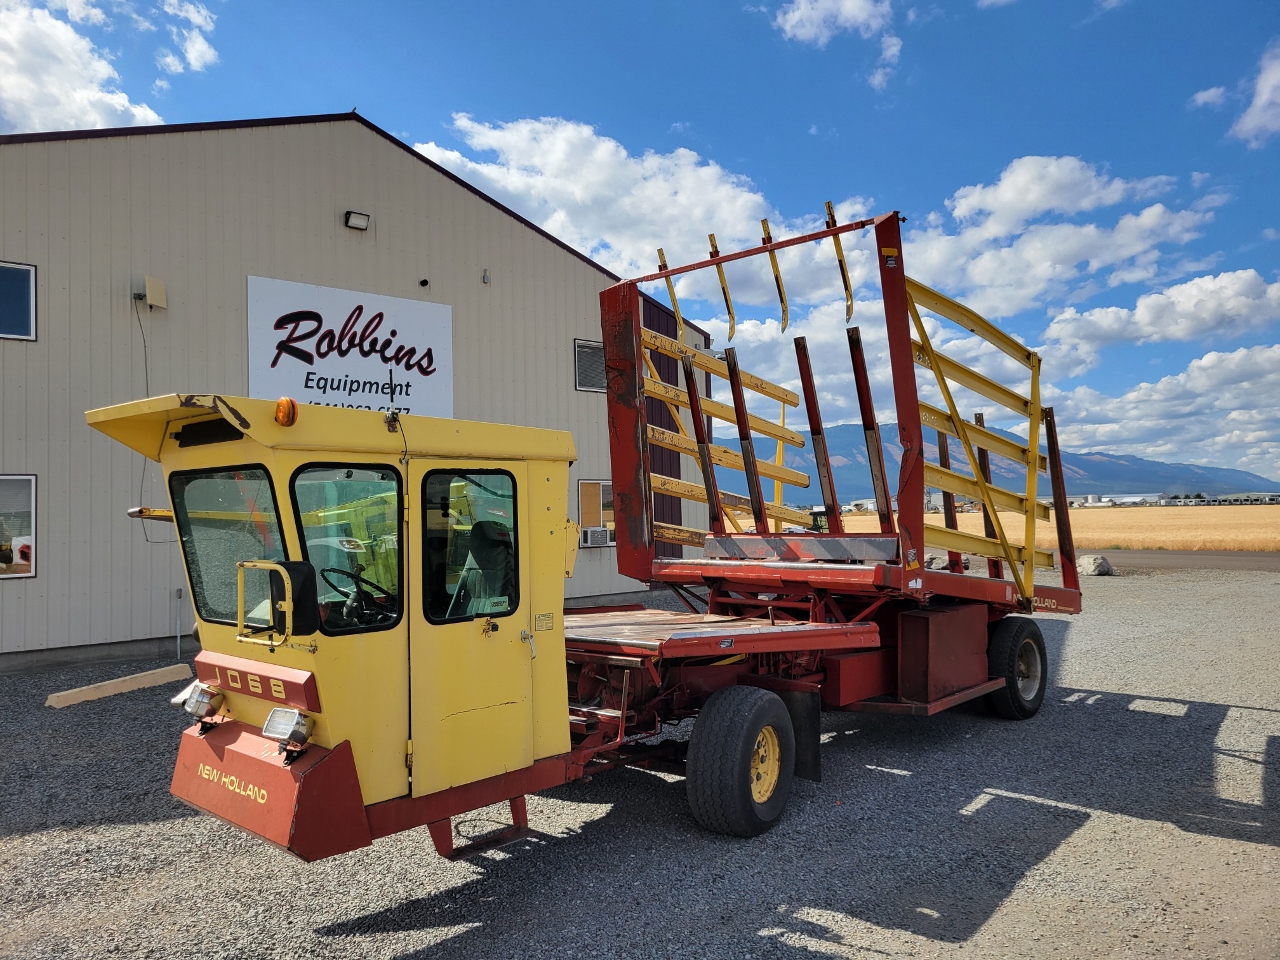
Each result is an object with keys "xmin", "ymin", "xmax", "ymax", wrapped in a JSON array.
[
  {"xmin": 986, "ymin": 615, "xmax": 1047, "ymax": 720},
  {"xmin": 686, "ymin": 686, "xmax": 793, "ymax": 836}
]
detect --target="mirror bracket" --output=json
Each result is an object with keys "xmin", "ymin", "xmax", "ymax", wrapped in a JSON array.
[{"xmin": 235, "ymin": 560, "xmax": 320, "ymax": 653}]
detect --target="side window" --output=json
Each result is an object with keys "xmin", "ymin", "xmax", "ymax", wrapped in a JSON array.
[
  {"xmin": 424, "ymin": 471, "xmax": 518, "ymax": 623},
  {"xmin": 578, "ymin": 479, "xmax": 616, "ymax": 547},
  {"xmin": 170, "ymin": 467, "xmax": 285, "ymax": 626},
  {"xmin": 574, "ymin": 340, "xmax": 606, "ymax": 392},
  {"xmin": 292, "ymin": 465, "xmax": 401, "ymax": 634},
  {"xmin": 0, "ymin": 474, "xmax": 36, "ymax": 579},
  {"xmin": 0, "ymin": 261, "xmax": 36, "ymax": 341}
]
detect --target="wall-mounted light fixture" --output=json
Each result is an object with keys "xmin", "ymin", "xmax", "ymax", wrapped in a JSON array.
[
  {"xmin": 482, "ymin": 268, "xmax": 490, "ymax": 284},
  {"xmin": 419, "ymin": 278, "xmax": 430, "ymax": 287},
  {"xmin": 344, "ymin": 210, "xmax": 371, "ymax": 231}
]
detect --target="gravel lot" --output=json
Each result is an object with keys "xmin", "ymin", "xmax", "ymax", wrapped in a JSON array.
[{"xmin": 3, "ymin": 567, "xmax": 1279, "ymax": 959}]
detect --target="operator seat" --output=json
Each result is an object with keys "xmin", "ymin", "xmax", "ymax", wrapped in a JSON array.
[
  {"xmin": 447, "ymin": 520, "xmax": 516, "ymax": 619},
  {"xmin": 468, "ymin": 521, "xmax": 515, "ymax": 600}
]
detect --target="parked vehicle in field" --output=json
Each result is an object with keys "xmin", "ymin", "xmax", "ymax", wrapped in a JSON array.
[{"xmin": 86, "ymin": 209, "xmax": 1081, "ymax": 861}]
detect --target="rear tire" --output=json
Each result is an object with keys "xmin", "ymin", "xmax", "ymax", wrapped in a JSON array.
[
  {"xmin": 986, "ymin": 616, "xmax": 1048, "ymax": 720},
  {"xmin": 686, "ymin": 686, "xmax": 795, "ymax": 837}
]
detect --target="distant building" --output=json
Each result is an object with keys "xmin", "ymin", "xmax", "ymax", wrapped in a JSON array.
[{"xmin": 1068, "ymin": 493, "xmax": 1165, "ymax": 507}]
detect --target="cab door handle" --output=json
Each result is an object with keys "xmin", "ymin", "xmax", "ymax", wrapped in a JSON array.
[{"xmin": 520, "ymin": 630, "xmax": 536, "ymax": 659}]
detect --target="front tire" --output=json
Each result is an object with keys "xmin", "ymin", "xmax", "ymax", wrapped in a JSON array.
[
  {"xmin": 986, "ymin": 616, "xmax": 1048, "ymax": 720},
  {"xmin": 686, "ymin": 686, "xmax": 795, "ymax": 837}
]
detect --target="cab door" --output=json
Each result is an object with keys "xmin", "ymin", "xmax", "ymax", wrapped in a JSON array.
[{"xmin": 408, "ymin": 461, "xmax": 534, "ymax": 797}]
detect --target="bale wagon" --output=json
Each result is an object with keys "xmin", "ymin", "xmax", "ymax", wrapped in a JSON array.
[{"xmin": 86, "ymin": 208, "xmax": 1081, "ymax": 860}]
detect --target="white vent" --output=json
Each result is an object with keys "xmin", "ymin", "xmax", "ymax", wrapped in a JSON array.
[{"xmin": 580, "ymin": 526, "xmax": 613, "ymax": 548}]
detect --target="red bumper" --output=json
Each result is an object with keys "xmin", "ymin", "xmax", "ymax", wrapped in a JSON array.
[{"xmin": 171, "ymin": 721, "xmax": 372, "ymax": 862}]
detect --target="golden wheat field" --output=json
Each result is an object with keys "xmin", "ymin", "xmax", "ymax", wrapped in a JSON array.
[{"xmin": 838, "ymin": 505, "xmax": 1280, "ymax": 552}]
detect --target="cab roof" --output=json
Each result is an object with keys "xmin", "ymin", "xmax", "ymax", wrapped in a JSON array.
[{"xmin": 85, "ymin": 394, "xmax": 577, "ymax": 463}]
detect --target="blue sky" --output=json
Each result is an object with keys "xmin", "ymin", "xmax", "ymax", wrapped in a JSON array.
[{"xmin": 2, "ymin": 0, "xmax": 1279, "ymax": 478}]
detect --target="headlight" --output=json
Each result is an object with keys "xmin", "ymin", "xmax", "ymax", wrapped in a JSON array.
[
  {"xmin": 170, "ymin": 680, "xmax": 198, "ymax": 708},
  {"xmin": 171, "ymin": 680, "xmax": 223, "ymax": 718},
  {"xmin": 262, "ymin": 707, "xmax": 312, "ymax": 746}
]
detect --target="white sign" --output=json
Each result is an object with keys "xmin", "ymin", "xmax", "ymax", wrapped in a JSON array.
[{"xmin": 247, "ymin": 277, "xmax": 453, "ymax": 418}]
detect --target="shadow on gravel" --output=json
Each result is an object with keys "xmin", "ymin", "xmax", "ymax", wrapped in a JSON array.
[
  {"xmin": 9, "ymin": 621, "xmax": 1280, "ymax": 956},
  {"xmin": 0, "ymin": 659, "xmax": 198, "ymax": 838},
  {"xmin": 315, "ymin": 618, "xmax": 1279, "ymax": 956},
  {"xmin": 317, "ymin": 760, "xmax": 1087, "ymax": 955},
  {"xmin": 1036, "ymin": 618, "xmax": 1280, "ymax": 847}
]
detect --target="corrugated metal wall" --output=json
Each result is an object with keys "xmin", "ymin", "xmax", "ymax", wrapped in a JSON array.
[{"xmin": 0, "ymin": 117, "xmax": 655, "ymax": 653}]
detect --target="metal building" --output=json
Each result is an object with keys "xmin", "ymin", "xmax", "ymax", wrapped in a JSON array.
[{"xmin": 0, "ymin": 112, "xmax": 706, "ymax": 658}]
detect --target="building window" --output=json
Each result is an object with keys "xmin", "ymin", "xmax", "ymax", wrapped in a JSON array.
[
  {"xmin": 0, "ymin": 261, "xmax": 36, "ymax": 341},
  {"xmin": 575, "ymin": 339, "xmax": 606, "ymax": 392},
  {"xmin": 578, "ymin": 480, "xmax": 615, "ymax": 547},
  {"xmin": 0, "ymin": 475, "xmax": 36, "ymax": 579}
]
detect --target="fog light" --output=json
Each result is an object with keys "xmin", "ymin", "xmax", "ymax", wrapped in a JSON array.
[
  {"xmin": 263, "ymin": 707, "xmax": 311, "ymax": 746},
  {"xmin": 172, "ymin": 681, "xmax": 223, "ymax": 718}
]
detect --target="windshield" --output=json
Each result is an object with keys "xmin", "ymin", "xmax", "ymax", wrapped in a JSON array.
[
  {"xmin": 170, "ymin": 467, "xmax": 286, "ymax": 626},
  {"xmin": 292, "ymin": 465, "xmax": 401, "ymax": 633}
]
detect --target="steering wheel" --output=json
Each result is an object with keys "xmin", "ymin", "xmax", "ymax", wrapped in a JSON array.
[
  {"xmin": 321, "ymin": 567, "xmax": 393, "ymax": 601},
  {"xmin": 320, "ymin": 567, "xmax": 397, "ymax": 627}
]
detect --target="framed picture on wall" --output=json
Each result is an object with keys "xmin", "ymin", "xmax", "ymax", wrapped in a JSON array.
[{"xmin": 0, "ymin": 475, "xmax": 36, "ymax": 579}]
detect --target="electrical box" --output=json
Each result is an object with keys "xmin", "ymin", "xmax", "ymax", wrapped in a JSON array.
[{"xmin": 145, "ymin": 275, "xmax": 167, "ymax": 310}]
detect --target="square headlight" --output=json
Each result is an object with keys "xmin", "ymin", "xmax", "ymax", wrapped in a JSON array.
[
  {"xmin": 262, "ymin": 707, "xmax": 312, "ymax": 745},
  {"xmin": 174, "ymin": 681, "xmax": 223, "ymax": 719}
]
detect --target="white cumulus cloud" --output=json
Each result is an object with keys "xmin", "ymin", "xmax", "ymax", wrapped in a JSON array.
[
  {"xmin": 947, "ymin": 155, "xmax": 1174, "ymax": 239},
  {"xmin": 176, "ymin": 26, "xmax": 217, "ymax": 70},
  {"xmin": 773, "ymin": 0, "xmax": 892, "ymax": 46},
  {"xmin": 1043, "ymin": 269, "xmax": 1280, "ymax": 374},
  {"xmin": 1230, "ymin": 40, "xmax": 1280, "ymax": 148},
  {"xmin": 156, "ymin": 48, "xmax": 184, "ymax": 74},
  {"xmin": 152, "ymin": 0, "xmax": 218, "ymax": 76},
  {"xmin": 161, "ymin": 0, "xmax": 214, "ymax": 31},
  {"xmin": 879, "ymin": 32, "xmax": 902, "ymax": 63},
  {"xmin": 868, "ymin": 31, "xmax": 902, "ymax": 89},
  {"xmin": 417, "ymin": 113, "xmax": 1272, "ymax": 473},
  {"xmin": 1189, "ymin": 86, "xmax": 1226, "ymax": 109},
  {"xmin": 416, "ymin": 114, "xmax": 873, "ymax": 308},
  {"xmin": 1050, "ymin": 344, "xmax": 1280, "ymax": 479},
  {"xmin": 1048, "ymin": 269, "xmax": 1280, "ymax": 346},
  {"xmin": 772, "ymin": 0, "xmax": 902, "ymax": 88},
  {"xmin": 908, "ymin": 202, "xmax": 1206, "ymax": 320},
  {"xmin": 45, "ymin": 0, "xmax": 104, "ymax": 24},
  {"xmin": 0, "ymin": 0, "xmax": 160, "ymax": 133}
]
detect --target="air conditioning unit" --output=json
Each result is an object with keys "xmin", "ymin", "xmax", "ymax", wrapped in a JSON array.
[{"xmin": 580, "ymin": 526, "xmax": 614, "ymax": 548}]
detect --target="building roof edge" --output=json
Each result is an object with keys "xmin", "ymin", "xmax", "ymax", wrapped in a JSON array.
[{"xmin": 0, "ymin": 111, "xmax": 621, "ymax": 282}]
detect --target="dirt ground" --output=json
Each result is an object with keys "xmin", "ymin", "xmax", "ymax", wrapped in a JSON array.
[
  {"xmin": 841, "ymin": 504, "xmax": 1280, "ymax": 552},
  {"xmin": 2, "ymin": 568, "xmax": 1279, "ymax": 959}
]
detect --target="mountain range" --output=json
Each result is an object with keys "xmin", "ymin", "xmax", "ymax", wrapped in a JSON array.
[{"xmin": 713, "ymin": 422, "xmax": 1280, "ymax": 503}]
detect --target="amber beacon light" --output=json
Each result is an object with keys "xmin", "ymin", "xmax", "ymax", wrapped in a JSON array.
[{"xmin": 274, "ymin": 397, "xmax": 299, "ymax": 427}]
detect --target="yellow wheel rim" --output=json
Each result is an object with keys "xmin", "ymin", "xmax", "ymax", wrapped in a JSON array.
[{"xmin": 750, "ymin": 724, "xmax": 781, "ymax": 804}]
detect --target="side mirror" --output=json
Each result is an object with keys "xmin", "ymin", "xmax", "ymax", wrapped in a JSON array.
[{"xmin": 269, "ymin": 561, "xmax": 320, "ymax": 637}]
